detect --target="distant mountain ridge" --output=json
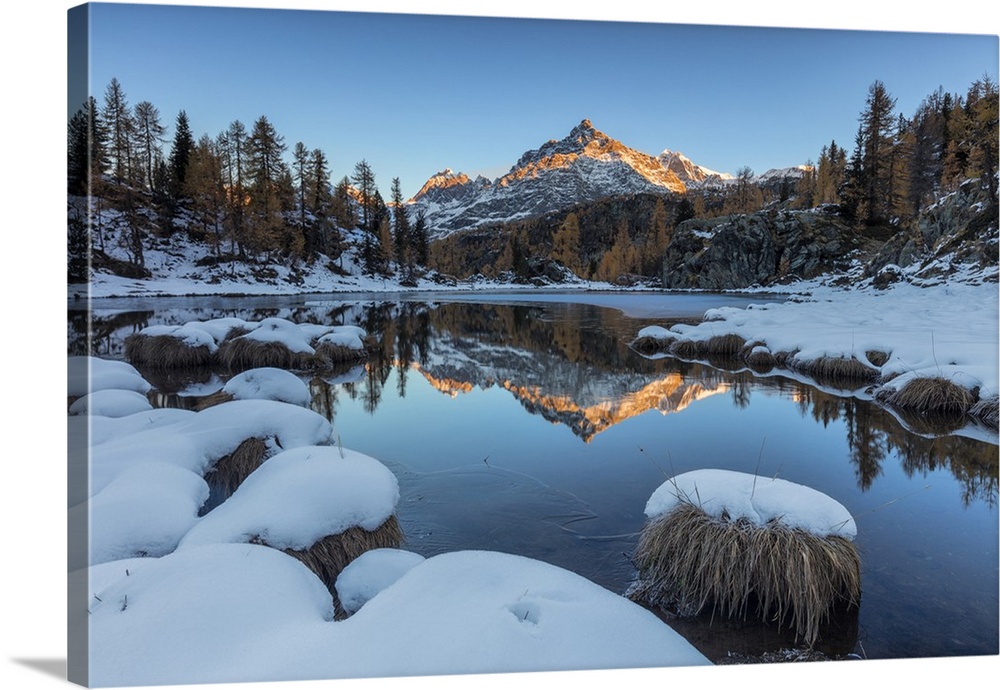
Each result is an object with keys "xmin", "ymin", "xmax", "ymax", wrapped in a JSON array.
[{"xmin": 409, "ymin": 119, "xmax": 801, "ymax": 238}]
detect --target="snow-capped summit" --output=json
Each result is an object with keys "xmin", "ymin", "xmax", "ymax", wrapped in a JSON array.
[
  {"xmin": 410, "ymin": 119, "xmax": 689, "ymax": 238},
  {"xmin": 411, "ymin": 169, "xmax": 481, "ymax": 205},
  {"xmin": 657, "ymin": 149, "xmax": 734, "ymax": 186}
]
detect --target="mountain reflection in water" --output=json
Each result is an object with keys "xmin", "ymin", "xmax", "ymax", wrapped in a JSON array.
[{"xmin": 69, "ymin": 293, "xmax": 998, "ymax": 661}]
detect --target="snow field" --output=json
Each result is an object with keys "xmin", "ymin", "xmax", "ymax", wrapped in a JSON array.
[{"xmin": 73, "ymin": 356, "xmax": 712, "ymax": 684}]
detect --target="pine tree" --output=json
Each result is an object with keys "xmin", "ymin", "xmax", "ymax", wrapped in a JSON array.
[
  {"xmin": 889, "ymin": 114, "xmax": 913, "ymax": 220},
  {"xmin": 551, "ymin": 211, "xmax": 581, "ymax": 275},
  {"xmin": 68, "ymin": 96, "xmax": 107, "ymax": 195},
  {"xmin": 966, "ymin": 74, "xmax": 999, "ymax": 202},
  {"xmin": 410, "ymin": 209, "xmax": 429, "ymax": 266},
  {"xmin": 390, "ymin": 177, "xmax": 412, "ymax": 274},
  {"xmin": 103, "ymin": 77, "xmax": 134, "ymax": 183},
  {"xmin": 219, "ymin": 120, "xmax": 249, "ymax": 258},
  {"xmin": 133, "ymin": 100, "xmax": 166, "ymax": 192},
  {"xmin": 245, "ymin": 115, "xmax": 289, "ymax": 258},
  {"xmin": 185, "ymin": 134, "xmax": 226, "ymax": 256},
  {"xmin": 168, "ymin": 110, "xmax": 194, "ymax": 202},
  {"xmin": 331, "ymin": 176, "xmax": 357, "ymax": 230},
  {"xmin": 845, "ymin": 80, "xmax": 898, "ymax": 225},
  {"xmin": 292, "ymin": 141, "xmax": 310, "ymax": 233},
  {"xmin": 352, "ymin": 159, "xmax": 376, "ymax": 233},
  {"xmin": 308, "ymin": 148, "xmax": 339, "ymax": 258}
]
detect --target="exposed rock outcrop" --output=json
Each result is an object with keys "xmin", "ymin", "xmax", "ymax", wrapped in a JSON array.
[
  {"xmin": 865, "ymin": 179, "xmax": 998, "ymax": 283},
  {"xmin": 661, "ymin": 209, "xmax": 860, "ymax": 289}
]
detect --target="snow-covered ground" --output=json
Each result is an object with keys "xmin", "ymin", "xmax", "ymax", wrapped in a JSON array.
[
  {"xmin": 635, "ymin": 267, "xmax": 999, "ymax": 437},
  {"xmin": 70, "ymin": 361, "xmax": 712, "ymax": 686}
]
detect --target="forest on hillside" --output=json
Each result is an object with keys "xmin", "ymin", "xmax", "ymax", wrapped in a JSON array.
[{"xmin": 68, "ymin": 75, "xmax": 998, "ymax": 285}]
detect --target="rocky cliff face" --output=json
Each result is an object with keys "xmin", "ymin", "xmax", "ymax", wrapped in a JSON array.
[
  {"xmin": 661, "ymin": 209, "xmax": 860, "ymax": 289},
  {"xmin": 661, "ymin": 178, "xmax": 998, "ymax": 290},
  {"xmin": 864, "ymin": 178, "xmax": 998, "ymax": 285}
]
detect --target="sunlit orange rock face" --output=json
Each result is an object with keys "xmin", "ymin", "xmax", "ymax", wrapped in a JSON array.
[
  {"xmin": 500, "ymin": 374, "xmax": 728, "ymax": 442},
  {"xmin": 408, "ymin": 118, "xmax": 693, "ymax": 236}
]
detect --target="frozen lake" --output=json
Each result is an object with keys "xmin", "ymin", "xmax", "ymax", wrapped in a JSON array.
[{"xmin": 69, "ymin": 291, "xmax": 999, "ymax": 662}]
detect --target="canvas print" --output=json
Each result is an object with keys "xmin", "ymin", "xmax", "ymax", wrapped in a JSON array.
[{"xmin": 66, "ymin": 1, "xmax": 998, "ymax": 687}]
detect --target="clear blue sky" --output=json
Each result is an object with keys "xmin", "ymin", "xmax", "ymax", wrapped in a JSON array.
[{"xmin": 79, "ymin": 1, "xmax": 998, "ymax": 200}]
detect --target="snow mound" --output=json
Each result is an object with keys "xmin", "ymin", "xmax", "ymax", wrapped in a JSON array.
[
  {"xmin": 67, "ymin": 356, "xmax": 151, "ymax": 397},
  {"xmin": 235, "ymin": 317, "xmax": 316, "ymax": 353},
  {"xmin": 89, "ymin": 399, "xmax": 333, "ymax": 495},
  {"xmin": 222, "ymin": 367, "xmax": 311, "ymax": 406},
  {"xmin": 68, "ymin": 389, "xmax": 153, "ymax": 417},
  {"xmin": 88, "ymin": 546, "xmax": 709, "ymax": 686},
  {"xmin": 180, "ymin": 445, "xmax": 400, "ymax": 551},
  {"xmin": 335, "ymin": 548, "xmax": 425, "ymax": 615},
  {"xmin": 85, "ymin": 462, "xmax": 209, "ymax": 564},
  {"xmin": 645, "ymin": 469, "xmax": 856, "ymax": 539}
]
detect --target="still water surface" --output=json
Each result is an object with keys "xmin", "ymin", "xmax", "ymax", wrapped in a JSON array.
[{"xmin": 69, "ymin": 291, "xmax": 998, "ymax": 662}]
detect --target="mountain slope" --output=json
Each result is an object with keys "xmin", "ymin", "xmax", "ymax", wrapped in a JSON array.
[{"xmin": 410, "ymin": 119, "xmax": 689, "ymax": 238}]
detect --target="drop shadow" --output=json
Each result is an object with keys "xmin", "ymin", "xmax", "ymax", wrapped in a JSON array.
[{"xmin": 10, "ymin": 657, "xmax": 66, "ymax": 680}]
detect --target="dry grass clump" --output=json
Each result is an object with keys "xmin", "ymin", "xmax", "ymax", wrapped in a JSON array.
[
  {"xmin": 630, "ymin": 502, "xmax": 860, "ymax": 647},
  {"xmin": 875, "ymin": 376, "xmax": 975, "ymax": 416},
  {"xmin": 792, "ymin": 356, "xmax": 880, "ymax": 387},
  {"xmin": 669, "ymin": 334, "xmax": 746, "ymax": 360},
  {"xmin": 313, "ymin": 340, "xmax": 369, "ymax": 367},
  {"xmin": 970, "ymin": 396, "xmax": 999, "ymax": 429},
  {"xmin": 204, "ymin": 437, "xmax": 271, "ymax": 497},
  {"xmin": 743, "ymin": 348, "xmax": 778, "ymax": 373},
  {"xmin": 194, "ymin": 390, "xmax": 233, "ymax": 411},
  {"xmin": 124, "ymin": 333, "xmax": 215, "ymax": 369},
  {"xmin": 216, "ymin": 338, "xmax": 318, "ymax": 373},
  {"xmin": 631, "ymin": 335, "xmax": 672, "ymax": 356},
  {"xmin": 865, "ymin": 350, "xmax": 890, "ymax": 368},
  {"xmin": 277, "ymin": 515, "xmax": 404, "ymax": 615}
]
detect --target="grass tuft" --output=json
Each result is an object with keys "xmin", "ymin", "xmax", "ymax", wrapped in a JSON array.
[
  {"xmin": 875, "ymin": 376, "xmax": 975, "ymax": 416},
  {"xmin": 630, "ymin": 501, "xmax": 860, "ymax": 647},
  {"xmin": 124, "ymin": 333, "xmax": 215, "ymax": 369},
  {"xmin": 275, "ymin": 515, "xmax": 404, "ymax": 616},
  {"xmin": 792, "ymin": 356, "xmax": 879, "ymax": 387},
  {"xmin": 204, "ymin": 437, "xmax": 271, "ymax": 497},
  {"xmin": 216, "ymin": 338, "xmax": 318, "ymax": 373}
]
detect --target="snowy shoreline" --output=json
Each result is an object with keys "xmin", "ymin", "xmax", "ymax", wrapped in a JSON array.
[{"xmin": 632, "ymin": 276, "xmax": 999, "ymax": 439}]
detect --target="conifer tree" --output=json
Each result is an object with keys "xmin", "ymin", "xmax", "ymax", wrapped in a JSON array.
[
  {"xmin": 103, "ymin": 77, "xmax": 134, "ymax": 183},
  {"xmin": 332, "ymin": 176, "xmax": 357, "ymax": 230},
  {"xmin": 845, "ymin": 80, "xmax": 898, "ymax": 225},
  {"xmin": 219, "ymin": 120, "xmax": 249, "ymax": 257},
  {"xmin": 410, "ymin": 209, "xmax": 429, "ymax": 266},
  {"xmin": 68, "ymin": 96, "xmax": 107, "ymax": 196},
  {"xmin": 551, "ymin": 211, "xmax": 581, "ymax": 274},
  {"xmin": 246, "ymin": 115, "xmax": 289, "ymax": 258},
  {"xmin": 966, "ymin": 74, "xmax": 999, "ymax": 202},
  {"xmin": 133, "ymin": 100, "xmax": 166, "ymax": 192},
  {"xmin": 390, "ymin": 177, "xmax": 412, "ymax": 272},
  {"xmin": 185, "ymin": 134, "xmax": 226, "ymax": 256},
  {"xmin": 168, "ymin": 110, "xmax": 194, "ymax": 201}
]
